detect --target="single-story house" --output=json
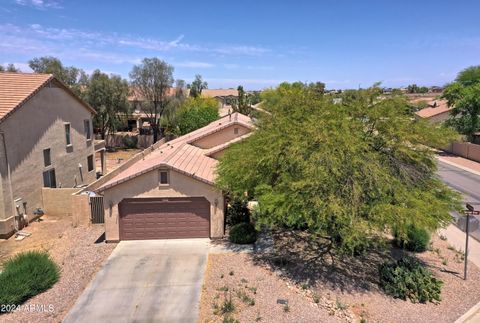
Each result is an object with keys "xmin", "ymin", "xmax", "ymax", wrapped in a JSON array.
[
  {"xmin": 413, "ymin": 98, "xmax": 452, "ymax": 123},
  {"xmin": 95, "ymin": 112, "xmax": 254, "ymax": 242}
]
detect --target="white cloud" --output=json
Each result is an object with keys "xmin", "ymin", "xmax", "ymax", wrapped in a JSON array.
[
  {"xmin": 0, "ymin": 23, "xmax": 271, "ymax": 60},
  {"xmin": 176, "ymin": 61, "xmax": 215, "ymax": 68},
  {"xmin": 15, "ymin": 0, "xmax": 62, "ymax": 9}
]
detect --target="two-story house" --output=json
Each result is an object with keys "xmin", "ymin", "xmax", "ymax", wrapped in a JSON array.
[{"xmin": 0, "ymin": 73, "xmax": 99, "ymax": 238}]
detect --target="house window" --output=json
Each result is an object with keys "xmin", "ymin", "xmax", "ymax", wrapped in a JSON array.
[
  {"xmin": 234, "ymin": 127, "xmax": 239, "ymax": 135},
  {"xmin": 43, "ymin": 148, "xmax": 51, "ymax": 167},
  {"xmin": 87, "ymin": 155, "xmax": 94, "ymax": 172},
  {"xmin": 65, "ymin": 123, "xmax": 71, "ymax": 146},
  {"xmin": 43, "ymin": 169, "xmax": 56, "ymax": 188},
  {"xmin": 159, "ymin": 170, "xmax": 169, "ymax": 185},
  {"xmin": 84, "ymin": 120, "xmax": 91, "ymax": 140}
]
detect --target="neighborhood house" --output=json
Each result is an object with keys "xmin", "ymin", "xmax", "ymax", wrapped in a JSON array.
[
  {"xmin": 95, "ymin": 112, "xmax": 253, "ymax": 242},
  {"xmin": 0, "ymin": 73, "xmax": 102, "ymax": 238}
]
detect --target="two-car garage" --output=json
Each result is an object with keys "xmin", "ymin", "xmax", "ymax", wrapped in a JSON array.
[{"xmin": 118, "ymin": 197, "xmax": 211, "ymax": 240}]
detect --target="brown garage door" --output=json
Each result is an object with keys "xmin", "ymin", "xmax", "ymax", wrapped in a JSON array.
[{"xmin": 118, "ymin": 197, "xmax": 210, "ymax": 240}]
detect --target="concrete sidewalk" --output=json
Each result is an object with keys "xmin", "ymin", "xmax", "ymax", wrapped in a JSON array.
[
  {"xmin": 437, "ymin": 154, "xmax": 480, "ymax": 323},
  {"xmin": 437, "ymin": 152, "xmax": 480, "ymax": 176},
  {"xmin": 439, "ymin": 225, "xmax": 480, "ymax": 268}
]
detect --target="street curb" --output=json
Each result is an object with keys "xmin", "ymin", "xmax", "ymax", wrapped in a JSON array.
[
  {"xmin": 437, "ymin": 157, "xmax": 480, "ymax": 177},
  {"xmin": 455, "ymin": 300, "xmax": 480, "ymax": 323}
]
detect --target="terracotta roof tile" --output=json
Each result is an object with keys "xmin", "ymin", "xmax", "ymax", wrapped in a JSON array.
[
  {"xmin": 414, "ymin": 99, "xmax": 452, "ymax": 118},
  {"xmin": 97, "ymin": 112, "xmax": 254, "ymax": 191},
  {"xmin": 201, "ymin": 89, "xmax": 239, "ymax": 98},
  {"xmin": 0, "ymin": 72, "xmax": 96, "ymax": 122},
  {"xmin": 0, "ymin": 72, "xmax": 53, "ymax": 121}
]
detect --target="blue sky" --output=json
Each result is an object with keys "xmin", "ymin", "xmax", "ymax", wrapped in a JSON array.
[{"xmin": 0, "ymin": 0, "xmax": 479, "ymax": 90}]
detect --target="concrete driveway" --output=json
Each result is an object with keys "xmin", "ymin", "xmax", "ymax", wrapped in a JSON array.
[{"xmin": 63, "ymin": 239, "xmax": 210, "ymax": 323}]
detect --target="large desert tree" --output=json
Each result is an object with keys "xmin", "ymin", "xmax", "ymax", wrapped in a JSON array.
[
  {"xmin": 216, "ymin": 83, "xmax": 461, "ymax": 254},
  {"xmin": 85, "ymin": 70, "xmax": 130, "ymax": 139},
  {"xmin": 28, "ymin": 56, "xmax": 87, "ymax": 95},
  {"xmin": 129, "ymin": 58, "xmax": 174, "ymax": 142},
  {"xmin": 188, "ymin": 74, "xmax": 208, "ymax": 98},
  {"xmin": 443, "ymin": 66, "xmax": 480, "ymax": 142}
]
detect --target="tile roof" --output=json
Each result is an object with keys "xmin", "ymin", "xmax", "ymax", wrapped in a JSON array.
[
  {"xmin": 0, "ymin": 72, "xmax": 53, "ymax": 121},
  {"xmin": 0, "ymin": 72, "xmax": 95, "ymax": 122},
  {"xmin": 414, "ymin": 99, "xmax": 452, "ymax": 118},
  {"xmin": 128, "ymin": 87, "xmax": 179, "ymax": 102},
  {"xmin": 201, "ymin": 89, "xmax": 239, "ymax": 98},
  {"xmin": 96, "ymin": 112, "xmax": 254, "ymax": 191}
]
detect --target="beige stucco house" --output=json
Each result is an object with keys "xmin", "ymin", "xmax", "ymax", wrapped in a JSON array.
[
  {"xmin": 413, "ymin": 98, "xmax": 452, "ymax": 123},
  {"xmin": 0, "ymin": 72, "xmax": 100, "ymax": 238},
  {"xmin": 95, "ymin": 112, "xmax": 253, "ymax": 242}
]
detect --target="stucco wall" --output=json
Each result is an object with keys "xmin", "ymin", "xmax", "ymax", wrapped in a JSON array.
[
  {"xmin": 0, "ymin": 82, "xmax": 96, "ymax": 237},
  {"xmin": 42, "ymin": 187, "xmax": 79, "ymax": 217},
  {"xmin": 191, "ymin": 124, "xmax": 250, "ymax": 149},
  {"xmin": 428, "ymin": 112, "xmax": 451, "ymax": 123},
  {"xmin": 102, "ymin": 168, "xmax": 224, "ymax": 241},
  {"xmin": 84, "ymin": 138, "xmax": 166, "ymax": 192},
  {"xmin": 445, "ymin": 142, "xmax": 480, "ymax": 163},
  {"xmin": 71, "ymin": 193, "xmax": 91, "ymax": 227}
]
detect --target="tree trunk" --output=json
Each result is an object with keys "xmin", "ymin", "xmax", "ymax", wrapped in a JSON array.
[{"xmin": 152, "ymin": 123, "xmax": 159, "ymax": 143}]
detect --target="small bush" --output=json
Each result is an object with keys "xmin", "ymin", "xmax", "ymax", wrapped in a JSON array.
[
  {"xmin": 226, "ymin": 200, "xmax": 250, "ymax": 226},
  {"xmin": 379, "ymin": 256, "xmax": 442, "ymax": 303},
  {"xmin": 122, "ymin": 135, "xmax": 138, "ymax": 149},
  {"xmin": 0, "ymin": 251, "xmax": 60, "ymax": 308},
  {"xmin": 229, "ymin": 223, "xmax": 257, "ymax": 244},
  {"xmin": 395, "ymin": 225, "xmax": 431, "ymax": 252},
  {"xmin": 220, "ymin": 293, "xmax": 235, "ymax": 314}
]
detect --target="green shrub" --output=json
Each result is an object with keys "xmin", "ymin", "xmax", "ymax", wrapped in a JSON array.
[
  {"xmin": 395, "ymin": 225, "xmax": 431, "ymax": 252},
  {"xmin": 122, "ymin": 135, "xmax": 138, "ymax": 149},
  {"xmin": 0, "ymin": 251, "xmax": 60, "ymax": 308},
  {"xmin": 229, "ymin": 223, "xmax": 257, "ymax": 244},
  {"xmin": 226, "ymin": 200, "xmax": 250, "ymax": 226},
  {"xmin": 176, "ymin": 97, "xmax": 219, "ymax": 135},
  {"xmin": 379, "ymin": 256, "xmax": 442, "ymax": 303}
]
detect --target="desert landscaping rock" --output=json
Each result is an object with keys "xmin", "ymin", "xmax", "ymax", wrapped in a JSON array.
[
  {"xmin": 198, "ymin": 253, "xmax": 340, "ymax": 323},
  {"xmin": 0, "ymin": 217, "xmax": 115, "ymax": 323}
]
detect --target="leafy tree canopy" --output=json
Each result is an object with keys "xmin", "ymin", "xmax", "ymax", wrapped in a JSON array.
[
  {"xmin": 407, "ymin": 84, "xmax": 429, "ymax": 94},
  {"xmin": 443, "ymin": 66, "xmax": 480, "ymax": 141},
  {"xmin": 85, "ymin": 70, "xmax": 130, "ymax": 139},
  {"xmin": 175, "ymin": 97, "xmax": 219, "ymax": 135},
  {"xmin": 188, "ymin": 74, "xmax": 208, "ymax": 98},
  {"xmin": 455, "ymin": 66, "xmax": 480, "ymax": 86},
  {"xmin": 129, "ymin": 57, "xmax": 174, "ymax": 142},
  {"xmin": 28, "ymin": 56, "xmax": 87, "ymax": 95},
  {"xmin": 217, "ymin": 83, "xmax": 461, "ymax": 254},
  {"xmin": 0, "ymin": 63, "xmax": 20, "ymax": 72}
]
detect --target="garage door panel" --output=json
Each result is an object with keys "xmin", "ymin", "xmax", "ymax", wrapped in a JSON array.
[{"xmin": 119, "ymin": 197, "xmax": 210, "ymax": 240}]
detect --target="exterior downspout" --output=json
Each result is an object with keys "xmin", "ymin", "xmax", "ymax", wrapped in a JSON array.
[{"xmin": 0, "ymin": 131, "xmax": 16, "ymax": 231}]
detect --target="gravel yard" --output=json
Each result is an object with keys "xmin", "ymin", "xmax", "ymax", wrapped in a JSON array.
[
  {"xmin": 96, "ymin": 148, "xmax": 141, "ymax": 173},
  {"xmin": 249, "ymin": 231, "xmax": 480, "ymax": 323},
  {"xmin": 0, "ymin": 215, "xmax": 116, "ymax": 322},
  {"xmin": 198, "ymin": 253, "xmax": 342, "ymax": 323},
  {"xmin": 332, "ymin": 235, "xmax": 480, "ymax": 323}
]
